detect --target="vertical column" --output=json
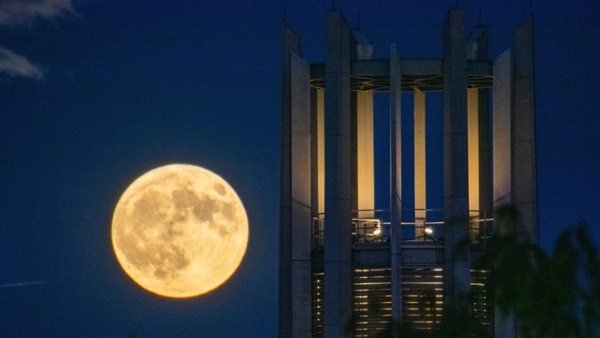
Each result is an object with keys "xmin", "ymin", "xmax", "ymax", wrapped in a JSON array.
[
  {"xmin": 493, "ymin": 46, "xmax": 517, "ymax": 338},
  {"xmin": 478, "ymin": 92, "xmax": 492, "ymax": 219},
  {"xmin": 355, "ymin": 30, "xmax": 375, "ymax": 219},
  {"xmin": 492, "ymin": 49, "xmax": 512, "ymax": 210},
  {"xmin": 324, "ymin": 10, "xmax": 353, "ymax": 338},
  {"xmin": 442, "ymin": 8, "xmax": 470, "ymax": 307},
  {"xmin": 289, "ymin": 52, "xmax": 313, "ymax": 338},
  {"xmin": 467, "ymin": 89, "xmax": 480, "ymax": 226},
  {"xmin": 493, "ymin": 19, "xmax": 537, "ymax": 338},
  {"xmin": 414, "ymin": 91, "xmax": 426, "ymax": 239},
  {"xmin": 512, "ymin": 17, "xmax": 537, "ymax": 241},
  {"xmin": 311, "ymin": 89, "xmax": 325, "ymax": 217},
  {"xmin": 356, "ymin": 91, "xmax": 375, "ymax": 219},
  {"xmin": 390, "ymin": 43, "xmax": 403, "ymax": 321},
  {"xmin": 279, "ymin": 23, "xmax": 300, "ymax": 338},
  {"xmin": 467, "ymin": 27, "xmax": 492, "ymax": 238},
  {"xmin": 474, "ymin": 29, "xmax": 492, "ymax": 218}
]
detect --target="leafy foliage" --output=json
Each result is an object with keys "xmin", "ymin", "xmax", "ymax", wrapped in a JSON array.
[
  {"xmin": 344, "ymin": 205, "xmax": 600, "ymax": 337},
  {"xmin": 475, "ymin": 205, "xmax": 600, "ymax": 338}
]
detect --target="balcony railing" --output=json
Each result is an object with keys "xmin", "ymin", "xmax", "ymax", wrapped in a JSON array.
[{"xmin": 311, "ymin": 209, "xmax": 494, "ymax": 250}]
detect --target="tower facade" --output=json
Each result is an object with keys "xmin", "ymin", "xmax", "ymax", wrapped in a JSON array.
[{"xmin": 279, "ymin": 8, "xmax": 536, "ymax": 338}]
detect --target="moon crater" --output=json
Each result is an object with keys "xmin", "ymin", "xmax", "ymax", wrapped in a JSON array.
[{"xmin": 111, "ymin": 164, "xmax": 248, "ymax": 298}]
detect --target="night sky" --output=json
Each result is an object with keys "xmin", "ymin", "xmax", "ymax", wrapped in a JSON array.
[{"xmin": 1, "ymin": 1, "xmax": 599, "ymax": 337}]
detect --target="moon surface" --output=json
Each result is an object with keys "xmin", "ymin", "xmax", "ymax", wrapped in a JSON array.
[{"xmin": 111, "ymin": 164, "xmax": 248, "ymax": 298}]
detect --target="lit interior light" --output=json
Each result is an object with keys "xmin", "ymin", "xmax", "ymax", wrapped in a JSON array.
[
  {"xmin": 373, "ymin": 227, "xmax": 381, "ymax": 236},
  {"xmin": 424, "ymin": 227, "xmax": 434, "ymax": 235}
]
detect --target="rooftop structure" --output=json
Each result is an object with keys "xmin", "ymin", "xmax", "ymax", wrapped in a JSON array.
[{"xmin": 279, "ymin": 7, "xmax": 536, "ymax": 338}]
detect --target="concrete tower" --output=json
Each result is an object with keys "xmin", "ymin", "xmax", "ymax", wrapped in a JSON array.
[{"xmin": 279, "ymin": 8, "xmax": 536, "ymax": 338}]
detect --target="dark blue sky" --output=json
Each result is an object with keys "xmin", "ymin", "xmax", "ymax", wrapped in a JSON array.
[{"xmin": 1, "ymin": 1, "xmax": 599, "ymax": 337}]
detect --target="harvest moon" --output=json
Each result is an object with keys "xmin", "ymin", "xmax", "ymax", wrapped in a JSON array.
[{"xmin": 111, "ymin": 164, "xmax": 248, "ymax": 298}]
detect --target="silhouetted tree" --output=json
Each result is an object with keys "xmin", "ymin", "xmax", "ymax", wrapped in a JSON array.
[
  {"xmin": 344, "ymin": 205, "xmax": 600, "ymax": 337},
  {"xmin": 475, "ymin": 205, "xmax": 600, "ymax": 338}
]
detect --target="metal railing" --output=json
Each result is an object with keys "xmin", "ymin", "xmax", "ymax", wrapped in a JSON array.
[
  {"xmin": 469, "ymin": 212, "xmax": 494, "ymax": 245},
  {"xmin": 311, "ymin": 209, "xmax": 494, "ymax": 250}
]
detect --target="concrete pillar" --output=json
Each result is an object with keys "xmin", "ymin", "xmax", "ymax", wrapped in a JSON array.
[
  {"xmin": 493, "ymin": 47, "xmax": 518, "ymax": 338},
  {"xmin": 512, "ymin": 17, "xmax": 537, "ymax": 241},
  {"xmin": 414, "ymin": 91, "xmax": 426, "ymax": 239},
  {"xmin": 468, "ymin": 27, "xmax": 492, "ymax": 218},
  {"xmin": 442, "ymin": 8, "xmax": 471, "ymax": 307},
  {"xmin": 355, "ymin": 31, "xmax": 375, "ymax": 219},
  {"xmin": 290, "ymin": 52, "xmax": 313, "ymax": 338},
  {"xmin": 493, "ymin": 18, "xmax": 537, "ymax": 242},
  {"xmin": 324, "ymin": 10, "xmax": 354, "ymax": 338},
  {"xmin": 312, "ymin": 89, "xmax": 325, "ymax": 217},
  {"xmin": 493, "ymin": 49, "xmax": 512, "ymax": 210},
  {"xmin": 492, "ymin": 19, "xmax": 537, "ymax": 338},
  {"xmin": 468, "ymin": 89, "xmax": 480, "ymax": 220},
  {"xmin": 280, "ymin": 25, "xmax": 312, "ymax": 338},
  {"xmin": 279, "ymin": 23, "xmax": 299, "ymax": 338},
  {"xmin": 467, "ymin": 27, "xmax": 492, "ymax": 240},
  {"xmin": 356, "ymin": 91, "xmax": 374, "ymax": 219},
  {"xmin": 390, "ymin": 43, "xmax": 403, "ymax": 322}
]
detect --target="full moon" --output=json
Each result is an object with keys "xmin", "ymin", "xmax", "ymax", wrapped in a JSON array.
[{"xmin": 111, "ymin": 164, "xmax": 248, "ymax": 298}]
